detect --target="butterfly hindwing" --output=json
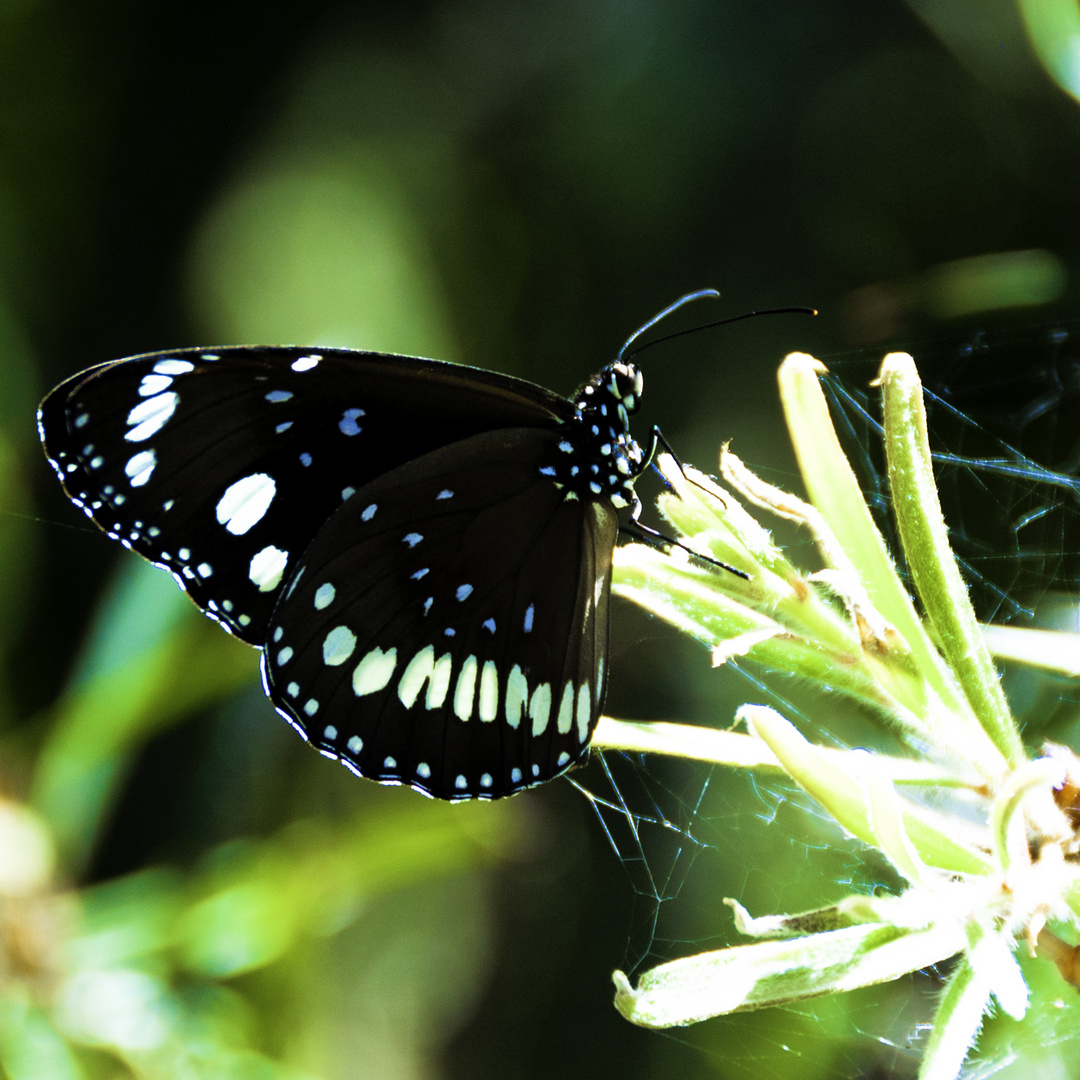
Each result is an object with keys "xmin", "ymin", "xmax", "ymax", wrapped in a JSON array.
[
  {"xmin": 39, "ymin": 347, "xmax": 570, "ymax": 644},
  {"xmin": 263, "ymin": 429, "xmax": 619, "ymax": 799}
]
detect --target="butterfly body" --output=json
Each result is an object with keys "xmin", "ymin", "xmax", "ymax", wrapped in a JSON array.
[{"xmin": 39, "ymin": 345, "xmax": 648, "ymax": 799}]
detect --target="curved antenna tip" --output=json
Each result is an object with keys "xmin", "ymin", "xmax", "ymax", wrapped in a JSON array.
[{"xmin": 619, "ymin": 289, "xmax": 722, "ymax": 360}]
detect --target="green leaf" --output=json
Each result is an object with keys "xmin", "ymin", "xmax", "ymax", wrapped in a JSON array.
[{"xmin": 613, "ymin": 919, "xmax": 966, "ymax": 1028}]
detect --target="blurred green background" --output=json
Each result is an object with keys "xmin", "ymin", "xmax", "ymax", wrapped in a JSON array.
[{"xmin": 6, "ymin": 1, "xmax": 1080, "ymax": 1077}]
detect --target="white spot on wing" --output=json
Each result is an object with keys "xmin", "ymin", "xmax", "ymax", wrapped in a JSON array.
[
  {"xmin": 529, "ymin": 683, "xmax": 552, "ymax": 736},
  {"xmin": 397, "ymin": 646, "xmax": 436, "ymax": 708},
  {"xmin": 249, "ymin": 545, "xmax": 289, "ymax": 592},
  {"xmin": 153, "ymin": 359, "xmax": 195, "ymax": 375},
  {"xmin": 124, "ymin": 449, "xmax": 156, "ymax": 487},
  {"xmin": 323, "ymin": 625, "xmax": 357, "ymax": 666},
  {"xmin": 428, "ymin": 652, "xmax": 453, "ymax": 709},
  {"xmin": 138, "ymin": 374, "xmax": 173, "ymax": 396},
  {"xmin": 576, "ymin": 683, "xmax": 591, "ymax": 742},
  {"xmin": 352, "ymin": 647, "xmax": 397, "ymax": 696},
  {"xmin": 314, "ymin": 582, "xmax": 335, "ymax": 609},
  {"xmin": 265, "ymin": 389, "xmax": 293, "ymax": 403},
  {"xmin": 292, "ymin": 355, "xmax": 321, "ymax": 372},
  {"xmin": 556, "ymin": 681, "xmax": 574, "ymax": 734},
  {"xmin": 454, "ymin": 655, "xmax": 478, "ymax": 721},
  {"xmin": 125, "ymin": 392, "xmax": 178, "ymax": 441},
  {"xmin": 506, "ymin": 665, "xmax": 528, "ymax": 730},
  {"xmin": 478, "ymin": 661, "xmax": 498, "ymax": 722},
  {"xmin": 217, "ymin": 473, "xmax": 276, "ymax": 535}
]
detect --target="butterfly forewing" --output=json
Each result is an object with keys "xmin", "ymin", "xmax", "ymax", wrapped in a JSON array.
[
  {"xmin": 39, "ymin": 347, "xmax": 570, "ymax": 643},
  {"xmin": 263, "ymin": 429, "xmax": 618, "ymax": 799}
]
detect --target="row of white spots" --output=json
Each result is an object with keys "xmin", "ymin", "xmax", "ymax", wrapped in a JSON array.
[
  {"xmin": 278, "ymin": 661, "xmax": 562, "ymax": 794},
  {"xmin": 321, "ymin": 638, "xmax": 592, "ymax": 740},
  {"xmin": 123, "ymin": 358, "xmax": 197, "ymax": 446}
]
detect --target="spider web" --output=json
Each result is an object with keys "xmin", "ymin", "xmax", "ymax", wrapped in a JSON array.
[
  {"xmin": 569, "ymin": 319, "xmax": 1080, "ymax": 1077},
  {"xmin": 823, "ymin": 319, "xmax": 1080, "ymax": 627}
]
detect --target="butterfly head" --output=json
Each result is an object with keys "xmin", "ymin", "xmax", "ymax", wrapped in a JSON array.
[{"xmin": 574, "ymin": 361, "xmax": 643, "ymax": 422}]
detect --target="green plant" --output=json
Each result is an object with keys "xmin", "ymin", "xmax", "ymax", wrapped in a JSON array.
[{"xmin": 602, "ymin": 351, "xmax": 1080, "ymax": 1080}]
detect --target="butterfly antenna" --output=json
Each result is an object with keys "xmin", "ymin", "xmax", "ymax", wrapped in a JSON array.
[
  {"xmin": 618, "ymin": 289, "xmax": 722, "ymax": 361},
  {"xmin": 620, "ymin": 295, "xmax": 816, "ymax": 363}
]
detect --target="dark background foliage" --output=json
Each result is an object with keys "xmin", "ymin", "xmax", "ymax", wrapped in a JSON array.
[{"xmin": 6, "ymin": 1, "xmax": 1080, "ymax": 1077}]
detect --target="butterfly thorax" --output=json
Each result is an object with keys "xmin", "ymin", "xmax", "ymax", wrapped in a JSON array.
[{"xmin": 539, "ymin": 361, "xmax": 646, "ymax": 509}]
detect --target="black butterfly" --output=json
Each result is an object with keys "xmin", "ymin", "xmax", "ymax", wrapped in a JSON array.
[{"xmin": 39, "ymin": 334, "xmax": 670, "ymax": 800}]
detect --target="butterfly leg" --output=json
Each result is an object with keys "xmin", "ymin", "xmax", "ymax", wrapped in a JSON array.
[{"xmin": 619, "ymin": 426, "xmax": 749, "ymax": 579}]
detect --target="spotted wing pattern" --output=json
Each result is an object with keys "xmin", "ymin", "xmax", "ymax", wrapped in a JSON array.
[{"xmin": 38, "ymin": 345, "xmax": 648, "ymax": 799}]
